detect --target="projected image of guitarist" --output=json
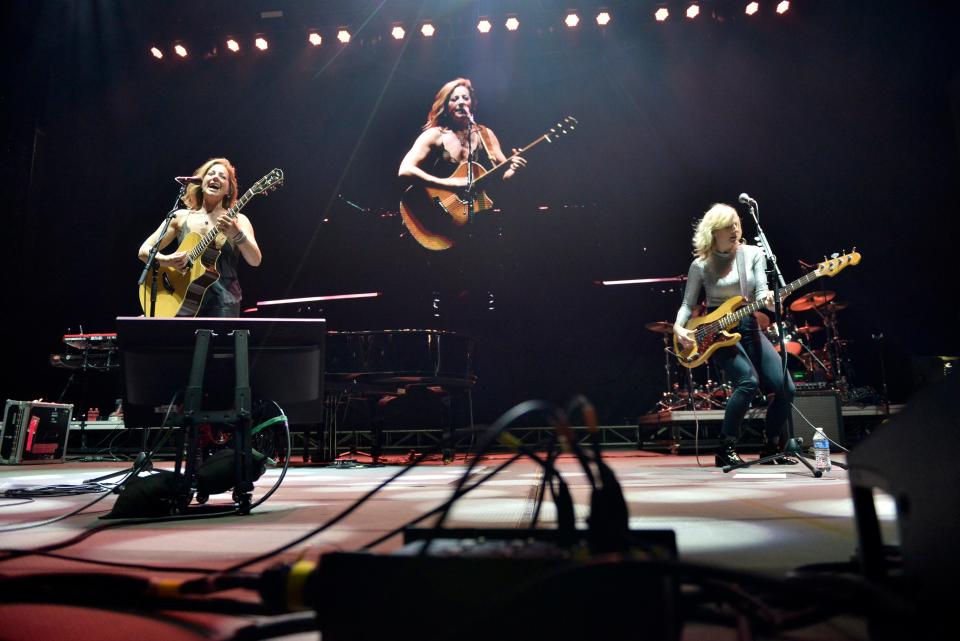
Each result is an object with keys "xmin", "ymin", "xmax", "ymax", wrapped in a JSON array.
[
  {"xmin": 137, "ymin": 157, "xmax": 262, "ymax": 317},
  {"xmin": 672, "ymin": 204, "xmax": 796, "ymax": 468},
  {"xmin": 398, "ymin": 77, "xmax": 526, "ymax": 251}
]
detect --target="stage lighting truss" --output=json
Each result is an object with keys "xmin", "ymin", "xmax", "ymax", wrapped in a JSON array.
[{"xmin": 147, "ymin": 5, "xmax": 802, "ymax": 61}]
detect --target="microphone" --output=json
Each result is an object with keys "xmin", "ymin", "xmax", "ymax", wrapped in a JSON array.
[
  {"xmin": 175, "ymin": 176, "xmax": 203, "ymax": 185},
  {"xmin": 462, "ymin": 106, "xmax": 476, "ymax": 125},
  {"xmin": 738, "ymin": 192, "xmax": 756, "ymax": 205}
]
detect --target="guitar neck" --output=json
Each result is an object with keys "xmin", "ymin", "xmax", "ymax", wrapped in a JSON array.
[
  {"xmin": 187, "ymin": 190, "xmax": 254, "ymax": 261},
  {"xmin": 472, "ymin": 133, "xmax": 552, "ymax": 187},
  {"xmin": 718, "ymin": 269, "xmax": 824, "ymax": 326}
]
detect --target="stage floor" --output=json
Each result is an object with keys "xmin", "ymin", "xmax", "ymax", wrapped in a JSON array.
[{"xmin": 0, "ymin": 451, "xmax": 892, "ymax": 640}]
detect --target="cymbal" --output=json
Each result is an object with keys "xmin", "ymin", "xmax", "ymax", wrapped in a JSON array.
[
  {"xmin": 645, "ymin": 321, "xmax": 674, "ymax": 334},
  {"xmin": 796, "ymin": 324, "xmax": 823, "ymax": 335},
  {"xmin": 789, "ymin": 290, "xmax": 836, "ymax": 312},
  {"xmin": 937, "ymin": 355, "xmax": 959, "ymax": 362},
  {"xmin": 820, "ymin": 301, "xmax": 849, "ymax": 313}
]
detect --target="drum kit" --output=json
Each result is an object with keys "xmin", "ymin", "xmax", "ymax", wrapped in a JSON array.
[
  {"xmin": 645, "ymin": 288, "xmax": 853, "ymax": 410},
  {"xmin": 645, "ymin": 320, "xmax": 731, "ymax": 411}
]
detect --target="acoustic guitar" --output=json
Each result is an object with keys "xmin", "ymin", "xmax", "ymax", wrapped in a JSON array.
[
  {"xmin": 138, "ymin": 168, "xmax": 284, "ymax": 317},
  {"xmin": 673, "ymin": 250, "xmax": 861, "ymax": 368},
  {"xmin": 400, "ymin": 116, "xmax": 578, "ymax": 251}
]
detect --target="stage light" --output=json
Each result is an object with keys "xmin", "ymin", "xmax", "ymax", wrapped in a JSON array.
[
  {"xmin": 337, "ymin": 29, "xmax": 351, "ymax": 44},
  {"xmin": 595, "ymin": 12, "xmax": 611, "ymax": 26},
  {"xmin": 226, "ymin": 38, "xmax": 240, "ymax": 52},
  {"xmin": 150, "ymin": 47, "xmax": 163, "ymax": 59},
  {"xmin": 308, "ymin": 32, "xmax": 322, "ymax": 46},
  {"xmin": 505, "ymin": 16, "xmax": 520, "ymax": 31},
  {"xmin": 776, "ymin": 1, "xmax": 790, "ymax": 14},
  {"xmin": 564, "ymin": 12, "xmax": 580, "ymax": 28},
  {"xmin": 421, "ymin": 22, "xmax": 435, "ymax": 37},
  {"xmin": 391, "ymin": 25, "xmax": 405, "ymax": 40},
  {"xmin": 745, "ymin": 2, "xmax": 759, "ymax": 16},
  {"xmin": 477, "ymin": 18, "xmax": 492, "ymax": 34},
  {"xmin": 174, "ymin": 44, "xmax": 187, "ymax": 58},
  {"xmin": 686, "ymin": 4, "xmax": 700, "ymax": 19},
  {"xmin": 255, "ymin": 36, "xmax": 268, "ymax": 51},
  {"xmin": 655, "ymin": 7, "xmax": 669, "ymax": 22}
]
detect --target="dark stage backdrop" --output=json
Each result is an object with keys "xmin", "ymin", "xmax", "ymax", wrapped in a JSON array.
[{"xmin": 2, "ymin": 1, "xmax": 957, "ymax": 424}]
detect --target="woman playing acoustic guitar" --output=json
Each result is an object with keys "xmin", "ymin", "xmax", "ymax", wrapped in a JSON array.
[
  {"xmin": 672, "ymin": 204, "xmax": 796, "ymax": 467},
  {"xmin": 138, "ymin": 157, "xmax": 261, "ymax": 317}
]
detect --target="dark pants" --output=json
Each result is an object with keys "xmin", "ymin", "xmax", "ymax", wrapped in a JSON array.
[{"xmin": 712, "ymin": 315, "xmax": 796, "ymax": 444}]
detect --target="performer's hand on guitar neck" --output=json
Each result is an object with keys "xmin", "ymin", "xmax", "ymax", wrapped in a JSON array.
[
  {"xmin": 503, "ymin": 148, "xmax": 527, "ymax": 180},
  {"xmin": 673, "ymin": 324, "xmax": 695, "ymax": 350},
  {"xmin": 759, "ymin": 291, "xmax": 776, "ymax": 311}
]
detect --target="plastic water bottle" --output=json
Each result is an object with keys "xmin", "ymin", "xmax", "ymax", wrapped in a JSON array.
[{"xmin": 813, "ymin": 427, "xmax": 831, "ymax": 472}]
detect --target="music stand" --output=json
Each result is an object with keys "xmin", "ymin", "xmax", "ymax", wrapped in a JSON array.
[{"xmin": 116, "ymin": 316, "xmax": 325, "ymax": 512}]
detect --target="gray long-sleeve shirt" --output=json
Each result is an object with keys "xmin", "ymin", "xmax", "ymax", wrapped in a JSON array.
[{"xmin": 674, "ymin": 244, "xmax": 770, "ymax": 327}]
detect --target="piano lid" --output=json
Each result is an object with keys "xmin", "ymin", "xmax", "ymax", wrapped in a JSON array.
[{"xmin": 326, "ymin": 328, "xmax": 476, "ymax": 388}]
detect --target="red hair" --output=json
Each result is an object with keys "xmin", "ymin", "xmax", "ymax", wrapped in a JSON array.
[{"xmin": 423, "ymin": 78, "xmax": 475, "ymax": 131}]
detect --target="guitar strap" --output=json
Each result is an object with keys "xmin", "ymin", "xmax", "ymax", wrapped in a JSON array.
[
  {"xmin": 476, "ymin": 125, "xmax": 496, "ymax": 168},
  {"xmin": 736, "ymin": 245, "xmax": 751, "ymax": 300}
]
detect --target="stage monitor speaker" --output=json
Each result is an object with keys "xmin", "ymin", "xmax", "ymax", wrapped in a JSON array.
[
  {"xmin": 1, "ymin": 400, "xmax": 73, "ymax": 464},
  {"xmin": 791, "ymin": 391, "xmax": 844, "ymax": 450}
]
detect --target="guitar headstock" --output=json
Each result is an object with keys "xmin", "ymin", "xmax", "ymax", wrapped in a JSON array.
[
  {"xmin": 250, "ymin": 168, "xmax": 284, "ymax": 196},
  {"xmin": 817, "ymin": 249, "xmax": 861, "ymax": 277},
  {"xmin": 545, "ymin": 116, "xmax": 578, "ymax": 142}
]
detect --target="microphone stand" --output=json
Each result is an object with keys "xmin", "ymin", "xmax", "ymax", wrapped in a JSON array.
[
  {"xmin": 464, "ymin": 115, "xmax": 475, "ymax": 224},
  {"xmin": 725, "ymin": 198, "xmax": 826, "ymax": 477},
  {"xmin": 138, "ymin": 185, "xmax": 185, "ymax": 317}
]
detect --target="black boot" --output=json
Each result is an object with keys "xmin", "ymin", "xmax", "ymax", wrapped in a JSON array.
[
  {"xmin": 715, "ymin": 436, "xmax": 744, "ymax": 467},
  {"xmin": 758, "ymin": 441, "xmax": 799, "ymax": 465}
]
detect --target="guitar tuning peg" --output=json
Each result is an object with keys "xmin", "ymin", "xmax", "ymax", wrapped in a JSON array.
[{"xmin": 831, "ymin": 252, "xmax": 839, "ymax": 259}]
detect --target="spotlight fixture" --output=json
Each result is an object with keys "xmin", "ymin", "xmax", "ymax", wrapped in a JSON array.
[
  {"xmin": 226, "ymin": 38, "xmax": 240, "ymax": 52},
  {"xmin": 421, "ymin": 22, "xmax": 435, "ymax": 37},
  {"xmin": 654, "ymin": 7, "xmax": 669, "ymax": 22},
  {"xmin": 391, "ymin": 25, "xmax": 405, "ymax": 40},
  {"xmin": 174, "ymin": 44, "xmax": 188, "ymax": 57},
  {"xmin": 150, "ymin": 46, "xmax": 163, "ymax": 59},
  {"xmin": 477, "ymin": 18, "xmax": 492, "ymax": 34},
  {"xmin": 337, "ymin": 29, "xmax": 351, "ymax": 44},
  {"xmin": 505, "ymin": 16, "xmax": 520, "ymax": 31},
  {"xmin": 776, "ymin": 1, "xmax": 790, "ymax": 14},
  {"xmin": 745, "ymin": 2, "xmax": 760, "ymax": 15},
  {"xmin": 595, "ymin": 12, "xmax": 611, "ymax": 26},
  {"xmin": 254, "ymin": 36, "xmax": 268, "ymax": 51},
  {"xmin": 686, "ymin": 4, "xmax": 700, "ymax": 19},
  {"xmin": 308, "ymin": 32, "xmax": 322, "ymax": 46},
  {"xmin": 564, "ymin": 12, "xmax": 580, "ymax": 28}
]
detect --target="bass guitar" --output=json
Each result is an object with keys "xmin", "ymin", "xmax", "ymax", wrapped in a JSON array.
[
  {"xmin": 400, "ymin": 116, "xmax": 578, "ymax": 251},
  {"xmin": 673, "ymin": 250, "xmax": 861, "ymax": 368},
  {"xmin": 138, "ymin": 168, "xmax": 284, "ymax": 317}
]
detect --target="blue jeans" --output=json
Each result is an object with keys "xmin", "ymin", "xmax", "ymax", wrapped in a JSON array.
[{"xmin": 711, "ymin": 315, "xmax": 796, "ymax": 444}]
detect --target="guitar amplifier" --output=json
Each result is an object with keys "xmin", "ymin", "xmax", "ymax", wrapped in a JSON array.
[
  {"xmin": 1, "ymin": 400, "xmax": 73, "ymax": 464},
  {"xmin": 790, "ymin": 391, "xmax": 844, "ymax": 452}
]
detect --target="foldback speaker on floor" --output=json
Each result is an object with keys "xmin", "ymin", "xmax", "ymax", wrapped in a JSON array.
[{"xmin": 791, "ymin": 391, "xmax": 844, "ymax": 451}]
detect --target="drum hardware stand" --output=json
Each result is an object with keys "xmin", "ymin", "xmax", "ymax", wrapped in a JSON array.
[{"xmin": 724, "ymin": 195, "xmax": 822, "ymax": 476}]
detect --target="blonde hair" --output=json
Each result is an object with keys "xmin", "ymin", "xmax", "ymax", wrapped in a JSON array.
[
  {"xmin": 691, "ymin": 203, "xmax": 740, "ymax": 260},
  {"xmin": 423, "ymin": 78, "xmax": 475, "ymax": 131},
  {"xmin": 181, "ymin": 157, "xmax": 238, "ymax": 211}
]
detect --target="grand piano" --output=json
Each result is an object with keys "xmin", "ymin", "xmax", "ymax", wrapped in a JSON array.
[{"xmin": 321, "ymin": 329, "xmax": 477, "ymax": 463}]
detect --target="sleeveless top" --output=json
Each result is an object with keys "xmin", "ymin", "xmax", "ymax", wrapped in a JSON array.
[{"xmin": 426, "ymin": 127, "xmax": 494, "ymax": 176}]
